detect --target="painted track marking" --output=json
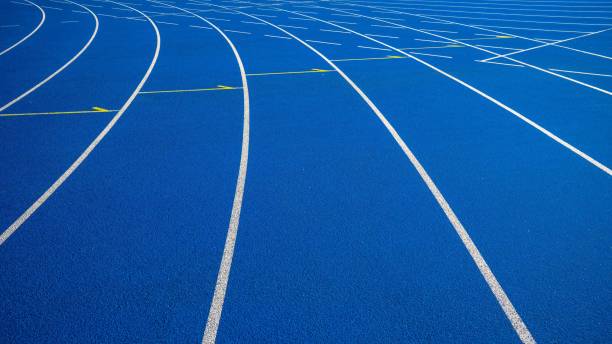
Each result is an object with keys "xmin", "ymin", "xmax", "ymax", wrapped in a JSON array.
[{"xmin": 0, "ymin": 0, "xmax": 45, "ymax": 56}]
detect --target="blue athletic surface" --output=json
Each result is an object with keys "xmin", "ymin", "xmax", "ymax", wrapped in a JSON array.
[{"xmin": 1, "ymin": 0, "xmax": 610, "ymax": 343}]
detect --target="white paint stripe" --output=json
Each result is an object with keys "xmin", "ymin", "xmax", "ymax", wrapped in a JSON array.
[
  {"xmin": 145, "ymin": 2, "xmax": 249, "ymax": 344},
  {"xmin": 205, "ymin": 16, "xmax": 231, "ymax": 21},
  {"xmin": 320, "ymin": 28, "xmax": 350, "ymax": 33},
  {"xmin": 61, "ymin": 20, "xmax": 79, "ymax": 23},
  {"xmin": 0, "ymin": 0, "xmax": 98, "ymax": 113},
  {"xmin": 278, "ymin": 24, "xmax": 307, "ymax": 29},
  {"xmin": 421, "ymin": 28, "xmax": 458, "ymax": 33},
  {"xmin": 224, "ymin": 29, "xmax": 251, "ymax": 34},
  {"xmin": 241, "ymin": 20, "xmax": 265, "ymax": 24},
  {"xmin": 549, "ymin": 68, "xmax": 612, "ymax": 77},
  {"xmin": 481, "ymin": 27, "xmax": 612, "ymax": 61},
  {"xmin": 478, "ymin": 59, "xmax": 525, "ymax": 67},
  {"xmin": 41, "ymin": 5, "xmax": 63, "ymax": 10},
  {"xmin": 421, "ymin": 20, "xmax": 452, "ymax": 24},
  {"xmin": 473, "ymin": 24, "xmax": 592, "ymax": 33},
  {"xmin": 0, "ymin": 1, "xmax": 160, "ymax": 246},
  {"xmin": 190, "ymin": 24, "xmax": 212, "ymax": 29},
  {"xmin": 306, "ymin": 39, "xmax": 342, "ymax": 45},
  {"xmin": 317, "ymin": 6, "xmax": 612, "ymax": 173},
  {"xmin": 415, "ymin": 38, "xmax": 453, "ymax": 43},
  {"xmin": 288, "ymin": 16, "xmax": 316, "ymax": 21},
  {"xmin": 0, "ymin": 24, "xmax": 21, "ymax": 28},
  {"xmin": 0, "ymin": 0, "xmax": 45, "ymax": 56},
  {"xmin": 365, "ymin": 33, "xmax": 399, "ymax": 38},
  {"xmin": 475, "ymin": 44, "xmax": 521, "ymax": 50},
  {"xmin": 339, "ymin": 6, "xmax": 612, "ymax": 95},
  {"xmin": 196, "ymin": 3, "xmax": 543, "ymax": 344},
  {"xmin": 264, "ymin": 33, "xmax": 291, "ymax": 39},
  {"xmin": 370, "ymin": 23, "xmax": 403, "ymax": 28},
  {"xmin": 408, "ymin": 51, "xmax": 453, "ymax": 58},
  {"xmin": 156, "ymin": 20, "xmax": 178, "ymax": 25},
  {"xmin": 329, "ymin": 20, "xmax": 358, "ymax": 24},
  {"xmin": 357, "ymin": 44, "xmax": 392, "ymax": 50},
  {"xmin": 422, "ymin": 13, "xmax": 612, "ymax": 26}
]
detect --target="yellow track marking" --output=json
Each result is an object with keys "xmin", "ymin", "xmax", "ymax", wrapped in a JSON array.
[
  {"xmin": 138, "ymin": 85, "xmax": 241, "ymax": 94},
  {"xmin": 246, "ymin": 68, "xmax": 334, "ymax": 76},
  {"xmin": 0, "ymin": 107, "xmax": 118, "ymax": 117}
]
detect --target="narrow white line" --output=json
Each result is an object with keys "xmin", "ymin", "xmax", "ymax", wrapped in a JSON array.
[
  {"xmin": 72, "ymin": 9, "xmax": 87, "ymax": 13},
  {"xmin": 474, "ymin": 24, "xmax": 592, "ymax": 33},
  {"xmin": 373, "ymin": 16, "xmax": 406, "ymax": 21},
  {"xmin": 278, "ymin": 24, "xmax": 307, "ymax": 29},
  {"xmin": 475, "ymin": 44, "xmax": 522, "ymax": 50},
  {"xmin": 357, "ymin": 45, "xmax": 392, "ymax": 50},
  {"xmin": 408, "ymin": 51, "xmax": 453, "ymax": 58},
  {"xmin": 194, "ymin": 4, "xmax": 545, "ymax": 344},
  {"xmin": 549, "ymin": 68, "xmax": 612, "ymax": 77},
  {"xmin": 475, "ymin": 33, "xmax": 501, "ymax": 37},
  {"xmin": 415, "ymin": 38, "xmax": 453, "ymax": 43},
  {"xmin": 250, "ymin": 13, "xmax": 276, "ymax": 17},
  {"xmin": 61, "ymin": 20, "xmax": 79, "ymax": 23},
  {"xmin": 41, "ymin": 5, "xmax": 63, "ymax": 10},
  {"xmin": 478, "ymin": 59, "xmax": 525, "ymax": 67},
  {"xmin": 329, "ymin": 20, "xmax": 357, "ymax": 24},
  {"xmin": 306, "ymin": 39, "xmax": 341, "ymax": 45},
  {"xmin": 365, "ymin": 33, "xmax": 399, "ymax": 38},
  {"xmin": 0, "ymin": 0, "xmax": 98, "ymax": 113},
  {"xmin": 422, "ymin": 28, "xmax": 458, "ymax": 33},
  {"xmin": 224, "ymin": 29, "xmax": 251, "ymax": 34},
  {"xmin": 0, "ymin": 0, "xmax": 45, "ymax": 56},
  {"xmin": 156, "ymin": 20, "xmax": 178, "ymax": 25},
  {"xmin": 370, "ymin": 23, "xmax": 404, "ymax": 28},
  {"xmin": 0, "ymin": 24, "xmax": 21, "ymax": 28},
  {"xmin": 145, "ymin": 3, "xmax": 249, "ymax": 344},
  {"xmin": 11, "ymin": 1, "xmax": 33, "ymax": 5},
  {"xmin": 421, "ymin": 20, "xmax": 452, "ymax": 24},
  {"xmin": 264, "ymin": 33, "xmax": 291, "ymax": 39},
  {"xmin": 288, "ymin": 16, "xmax": 315, "ymax": 21},
  {"xmin": 426, "ymin": 13, "xmax": 612, "ymax": 26},
  {"xmin": 315, "ymin": 6, "xmax": 612, "ymax": 174},
  {"xmin": 481, "ymin": 27, "xmax": 612, "ymax": 61},
  {"xmin": 240, "ymin": 20, "xmax": 265, "ymax": 24},
  {"xmin": 190, "ymin": 24, "xmax": 212, "ymax": 29},
  {"xmin": 205, "ymin": 16, "xmax": 231, "ymax": 21},
  {"xmin": 331, "ymin": 12, "xmax": 358, "ymax": 17},
  {"xmin": 0, "ymin": 1, "xmax": 160, "ymax": 246},
  {"xmin": 320, "ymin": 28, "xmax": 350, "ymax": 33}
]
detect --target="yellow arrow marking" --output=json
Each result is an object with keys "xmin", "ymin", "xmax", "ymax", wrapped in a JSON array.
[
  {"xmin": 92, "ymin": 106, "xmax": 110, "ymax": 112},
  {"xmin": 138, "ymin": 85, "xmax": 242, "ymax": 94}
]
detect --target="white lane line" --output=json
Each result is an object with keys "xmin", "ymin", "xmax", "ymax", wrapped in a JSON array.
[
  {"xmin": 421, "ymin": 28, "xmax": 458, "ymax": 33},
  {"xmin": 549, "ymin": 68, "xmax": 612, "ymax": 77},
  {"xmin": 329, "ymin": 20, "xmax": 358, "ymax": 24},
  {"xmin": 337, "ymin": 6, "xmax": 612, "ymax": 95},
  {"xmin": 0, "ymin": 0, "xmax": 45, "ymax": 56},
  {"xmin": 0, "ymin": 24, "xmax": 21, "ymax": 28},
  {"xmin": 196, "ymin": 4, "xmax": 541, "ymax": 344},
  {"xmin": 421, "ymin": 20, "xmax": 453, "ymax": 24},
  {"xmin": 357, "ymin": 45, "xmax": 392, "ymax": 50},
  {"xmin": 264, "ymin": 33, "xmax": 291, "ymax": 39},
  {"xmin": 481, "ymin": 27, "xmax": 612, "ymax": 61},
  {"xmin": 408, "ymin": 51, "xmax": 453, "ymax": 58},
  {"xmin": 11, "ymin": 0, "xmax": 32, "ymax": 5},
  {"xmin": 478, "ymin": 59, "xmax": 525, "ymax": 67},
  {"xmin": 241, "ymin": 20, "xmax": 265, "ymax": 24},
  {"xmin": 306, "ymin": 39, "xmax": 342, "ymax": 45},
  {"xmin": 224, "ymin": 29, "xmax": 251, "ymax": 34},
  {"xmin": 72, "ymin": 9, "xmax": 87, "ymax": 13},
  {"xmin": 61, "ymin": 20, "xmax": 79, "ymax": 23},
  {"xmin": 250, "ymin": 13, "xmax": 276, "ymax": 17},
  {"xmin": 370, "ymin": 23, "xmax": 404, "ymax": 28},
  {"xmin": 415, "ymin": 38, "xmax": 453, "ymax": 43},
  {"xmin": 475, "ymin": 33, "xmax": 501, "ymax": 37},
  {"xmin": 41, "ymin": 5, "xmax": 63, "ymax": 10},
  {"xmin": 331, "ymin": 12, "xmax": 358, "ymax": 17},
  {"xmin": 0, "ymin": 1, "xmax": 160, "ymax": 246},
  {"xmin": 472, "ymin": 24, "xmax": 592, "ymax": 33},
  {"xmin": 475, "ymin": 44, "xmax": 521, "ymax": 50},
  {"xmin": 205, "ymin": 16, "xmax": 231, "ymax": 21},
  {"xmin": 278, "ymin": 24, "xmax": 308, "ymax": 29},
  {"xmin": 426, "ymin": 13, "xmax": 612, "ymax": 26},
  {"xmin": 146, "ymin": 3, "xmax": 250, "ymax": 344},
  {"xmin": 0, "ymin": 0, "xmax": 98, "ymax": 113},
  {"xmin": 156, "ymin": 20, "xmax": 178, "ymax": 25},
  {"xmin": 288, "ymin": 16, "xmax": 316, "ymax": 21},
  {"xmin": 316, "ymin": 6, "xmax": 612, "ymax": 174},
  {"xmin": 367, "ymin": 4, "xmax": 612, "ymax": 60},
  {"xmin": 365, "ymin": 33, "xmax": 399, "ymax": 38},
  {"xmin": 190, "ymin": 24, "xmax": 212, "ymax": 29},
  {"xmin": 320, "ymin": 28, "xmax": 351, "ymax": 33}
]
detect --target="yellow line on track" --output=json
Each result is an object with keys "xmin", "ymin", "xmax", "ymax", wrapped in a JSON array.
[
  {"xmin": 138, "ymin": 84, "xmax": 240, "ymax": 94},
  {"xmin": 246, "ymin": 68, "xmax": 334, "ymax": 76},
  {"xmin": 0, "ymin": 107, "xmax": 116, "ymax": 117}
]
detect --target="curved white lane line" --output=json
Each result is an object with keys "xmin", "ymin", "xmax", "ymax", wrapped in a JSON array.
[
  {"xmin": 278, "ymin": 3, "xmax": 612, "ymax": 175},
  {"xmin": 0, "ymin": 0, "xmax": 46, "ymax": 56},
  {"xmin": 145, "ymin": 2, "xmax": 250, "ymax": 343},
  {"xmin": 0, "ymin": 0, "xmax": 98, "ymax": 113},
  {"xmin": 202, "ymin": 2, "xmax": 536, "ymax": 344},
  {"xmin": 0, "ymin": 1, "xmax": 161, "ymax": 246},
  {"xmin": 320, "ymin": 5, "xmax": 612, "ymax": 96}
]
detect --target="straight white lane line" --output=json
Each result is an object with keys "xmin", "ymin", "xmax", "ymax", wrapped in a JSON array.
[
  {"xmin": 225, "ymin": 29, "xmax": 251, "ymax": 34},
  {"xmin": 478, "ymin": 59, "xmax": 524, "ymax": 67},
  {"xmin": 190, "ymin": 24, "xmax": 212, "ymax": 29},
  {"xmin": 321, "ymin": 28, "xmax": 351, "ymax": 33},
  {"xmin": 354, "ymin": 4, "xmax": 612, "ymax": 61},
  {"xmin": 357, "ymin": 44, "xmax": 392, "ymax": 50},
  {"xmin": 0, "ymin": 0, "xmax": 160, "ymax": 246},
  {"xmin": 0, "ymin": 0, "xmax": 98, "ymax": 113},
  {"xmin": 0, "ymin": 0, "xmax": 45, "ymax": 56},
  {"xmin": 421, "ymin": 28, "xmax": 458, "ymax": 33},
  {"xmin": 306, "ymin": 39, "xmax": 342, "ymax": 45},
  {"xmin": 264, "ymin": 33, "xmax": 291, "ymax": 39},
  {"xmin": 365, "ymin": 33, "xmax": 399, "ymax": 38},
  {"xmin": 480, "ymin": 27, "xmax": 612, "ymax": 62},
  {"xmin": 325, "ymin": 6, "xmax": 612, "ymax": 95},
  {"xmin": 199, "ymin": 3, "xmax": 539, "ymax": 344},
  {"xmin": 408, "ymin": 51, "xmax": 453, "ymax": 58},
  {"xmin": 146, "ymin": 2, "xmax": 250, "ymax": 344},
  {"xmin": 549, "ymin": 68, "xmax": 612, "ymax": 77}
]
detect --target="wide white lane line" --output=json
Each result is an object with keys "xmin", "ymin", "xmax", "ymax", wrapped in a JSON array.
[
  {"xmin": 0, "ymin": 0, "xmax": 45, "ymax": 56},
  {"xmin": 0, "ymin": 0, "xmax": 98, "ymax": 113},
  {"xmin": 480, "ymin": 27, "xmax": 612, "ymax": 62},
  {"xmin": 0, "ymin": 1, "xmax": 160, "ymax": 246},
  {"xmin": 308, "ymin": 5, "xmax": 612, "ymax": 174},
  {"xmin": 320, "ymin": 6, "xmax": 612, "ymax": 96},
  {"xmin": 146, "ymin": 2, "xmax": 250, "ymax": 344},
  {"xmin": 203, "ymin": 2, "xmax": 539, "ymax": 343},
  {"xmin": 350, "ymin": 3, "xmax": 612, "ymax": 60}
]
